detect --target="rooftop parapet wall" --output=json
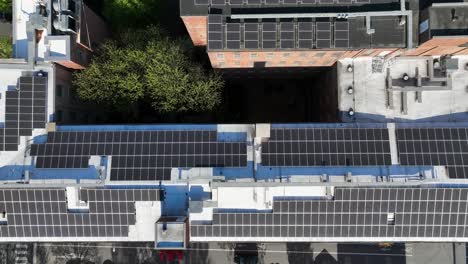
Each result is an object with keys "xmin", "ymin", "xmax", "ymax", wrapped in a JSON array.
[{"xmin": 208, "ymin": 49, "xmax": 398, "ymax": 68}]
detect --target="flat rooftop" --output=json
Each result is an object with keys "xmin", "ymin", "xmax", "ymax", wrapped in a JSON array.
[
  {"xmin": 428, "ymin": 3, "xmax": 468, "ymax": 36},
  {"xmin": 337, "ymin": 55, "xmax": 468, "ymax": 122},
  {"xmin": 181, "ymin": 0, "xmax": 401, "ymax": 16},
  {"xmin": 190, "ymin": 186, "xmax": 468, "ymax": 242},
  {"xmin": 1, "ymin": 122, "xmax": 468, "ymax": 183},
  {"xmin": 207, "ymin": 15, "xmax": 406, "ymax": 51}
]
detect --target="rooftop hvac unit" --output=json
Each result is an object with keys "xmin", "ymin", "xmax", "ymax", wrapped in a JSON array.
[
  {"xmin": 53, "ymin": 0, "xmax": 78, "ymax": 14},
  {"xmin": 53, "ymin": 14, "xmax": 77, "ymax": 33}
]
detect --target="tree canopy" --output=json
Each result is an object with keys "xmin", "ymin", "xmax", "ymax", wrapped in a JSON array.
[
  {"xmin": 0, "ymin": 0, "xmax": 12, "ymax": 14},
  {"xmin": 73, "ymin": 26, "xmax": 223, "ymax": 116},
  {"xmin": 102, "ymin": 0, "xmax": 160, "ymax": 29},
  {"xmin": 0, "ymin": 36, "xmax": 12, "ymax": 58}
]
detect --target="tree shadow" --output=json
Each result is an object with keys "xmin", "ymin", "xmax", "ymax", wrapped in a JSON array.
[{"xmin": 314, "ymin": 249, "xmax": 338, "ymax": 264}]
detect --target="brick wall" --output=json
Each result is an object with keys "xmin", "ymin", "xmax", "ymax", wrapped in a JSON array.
[
  {"xmin": 181, "ymin": 16, "xmax": 207, "ymax": 46},
  {"xmin": 403, "ymin": 37, "xmax": 468, "ymax": 56},
  {"xmin": 208, "ymin": 49, "xmax": 399, "ymax": 68}
]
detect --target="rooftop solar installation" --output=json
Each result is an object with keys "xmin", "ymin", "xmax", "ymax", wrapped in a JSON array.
[
  {"xmin": 298, "ymin": 22, "xmax": 315, "ymax": 49},
  {"xmin": 29, "ymin": 130, "xmax": 248, "ymax": 181},
  {"xmin": 262, "ymin": 23, "xmax": 277, "ymax": 49},
  {"xmin": 192, "ymin": 0, "xmax": 396, "ymax": 7},
  {"xmin": 0, "ymin": 76, "xmax": 47, "ymax": 152},
  {"xmin": 208, "ymin": 15, "xmax": 224, "ymax": 50},
  {"xmin": 226, "ymin": 23, "xmax": 241, "ymax": 49},
  {"xmin": 207, "ymin": 19, "xmax": 378, "ymax": 51},
  {"xmin": 244, "ymin": 23, "xmax": 259, "ymax": 49},
  {"xmin": 334, "ymin": 21, "xmax": 349, "ymax": 48},
  {"xmin": 191, "ymin": 187, "xmax": 468, "ymax": 239},
  {"xmin": 396, "ymin": 127, "xmax": 468, "ymax": 179},
  {"xmin": 280, "ymin": 22, "xmax": 295, "ymax": 49},
  {"xmin": 261, "ymin": 128, "xmax": 392, "ymax": 166},
  {"xmin": 0, "ymin": 188, "xmax": 161, "ymax": 238},
  {"xmin": 316, "ymin": 22, "xmax": 332, "ymax": 49}
]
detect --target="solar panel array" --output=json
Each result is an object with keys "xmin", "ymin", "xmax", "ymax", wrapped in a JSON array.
[
  {"xmin": 261, "ymin": 127, "xmax": 392, "ymax": 166},
  {"xmin": 262, "ymin": 22, "xmax": 277, "ymax": 49},
  {"xmin": 29, "ymin": 130, "xmax": 248, "ymax": 181},
  {"xmin": 334, "ymin": 21, "xmax": 349, "ymax": 48},
  {"xmin": 0, "ymin": 76, "xmax": 47, "ymax": 151},
  {"xmin": 207, "ymin": 18, "xmax": 352, "ymax": 50},
  {"xmin": 316, "ymin": 22, "xmax": 331, "ymax": 48},
  {"xmin": 244, "ymin": 23, "xmax": 260, "ymax": 49},
  {"xmin": 298, "ymin": 22, "xmax": 315, "ymax": 49},
  {"xmin": 191, "ymin": 187, "xmax": 468, "ymax": 239},
  {"xmin": 0, "ymin": 188, "xmax": 161, "ymax": 238},
  {"xmin": 396, "ymin": 128, "xmax": 468, "ymax": 179},
  {"xmin": 208, "ymin": 15, "xmax": 223, "ymax": 50},
  {"xmin": 195, "ymin": 0, "xmax": 376, "ymax": 6}
]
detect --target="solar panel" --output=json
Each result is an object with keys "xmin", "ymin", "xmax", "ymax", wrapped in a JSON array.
[
  {"xmin": 191, "ymin": 187, "xmax": 468, "ymax": 239},
  {"xmin": 208, "ymin": 15, "xmax": 224, "ymax": 50},
  {"xmin": 0, "ymin": 188, "xmax": 161, "ymax": 238},
  {"xmin": 261, "ymin": 127, "xmax": 391, "ymax": 166},
  {"xmin": 280, "ymin": 22, "xmax": 295, "ymax": 49},
  {"xmin": 334, "ymin": 21, "xmax": 349, "ymax": 48},
  {"xmin": 298, "ymin": 22, "xmax": 314, "ymax": 48},
  {"xmin": 194, "ymin": 0, "xmax": 209, "ymax": 4},
  {"xmin": 244, "ymin": 23, "xmax": 259, "ymax": 49},
  {"xmin": 396, "ymin": 128, "xmax": 468, "ymax": 179},
  {"xmin": 316, "ymin": 22, "xmax": 331, "ymax": 48},
  {"xmin": 229, "ymin": 0, "xmax": 244, "ymax": 5},
  {"xmin": 0, "ymin": 76, "xmax": 47, "ymax": 152},
  {"xmin": 226, "ymin": 23, "xmax": 241, "ymax": 49},
  {"xmin": 262, "ymin": 23, "xmax": 277, "ymax": 49},
  {"xmin": 31, "ymin": 130, "xmax": 248, "ymax": 181},
  {"xmin": 211, "ymin": 0, "xmax": 226, "ymax": 5}
]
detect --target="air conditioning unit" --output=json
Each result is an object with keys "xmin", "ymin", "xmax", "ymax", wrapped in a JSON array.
[
  {"xmin": 52, "ymin": 0, "xmax": 80, "ymax": 34},
  {"xmin": 53, "ymin": 0, "xmax": 78, "ymax": 14},
  {"xmin": 53, "ymin": 14, "xmax": 77, "ymax": 33}
]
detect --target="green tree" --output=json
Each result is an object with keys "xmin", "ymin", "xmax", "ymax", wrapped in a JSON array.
[
  {"xmin": 73, "ymin": 26, "xmax": 223, "ymax": 116},
  {"xmin": 102, "ymin": 0, "xmax": 160, "ymax": 29},
  {"xmin": 0, "ymin": 0, "xmax": 12, "ymax": 14},
  {"xmin": 0, "ymin": 36, "xmax": 12, "ymax": 58}
]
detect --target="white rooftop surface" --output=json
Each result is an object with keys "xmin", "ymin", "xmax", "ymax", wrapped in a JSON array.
[
  {"xmin": 156, "ymin": 221, "xmax": 185, "ymax": 245},
  {"xmin": 127, "ymin": 201, "xmax": 162, "ymax": 242},
  {"xmin": 214, "ymin": 185, "xmax": 328, "ymax": 210},
  {"xmin": 338, "ymin": 55, "xmax": 468, "ymax": 121}
]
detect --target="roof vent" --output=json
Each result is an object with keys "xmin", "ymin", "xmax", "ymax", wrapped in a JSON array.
[
  {"xmin": 402, "ymin": 73, "xmax": 409, "ymax": 81},
  {"xmin": 451, "ymin": 8, "xmax": 458, "ymax": 22},
  {"xmin": 53, "ymin": 14, "xmax": 76, "ymax": 33},
  {"xmin": 348, "ymin": 108, "xmax": 355, "ymax": 116},
  {"xmin": 347, "ymin": 86, "xmax": 354, "ymax": 95},
  {"xmin": 346, "ymin": 64, "xmax": 353, "ymax": 73},
  {"xmin": 387, "ymin": 213, "xmax": 395, "ymax": 225},
  {"xmin": 52, "ymin": 0, "xmax": 79, "ymax": 34},
  {"xmin": 398, "ymin": 16, "xmax": 406, "ymax": 26}
]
